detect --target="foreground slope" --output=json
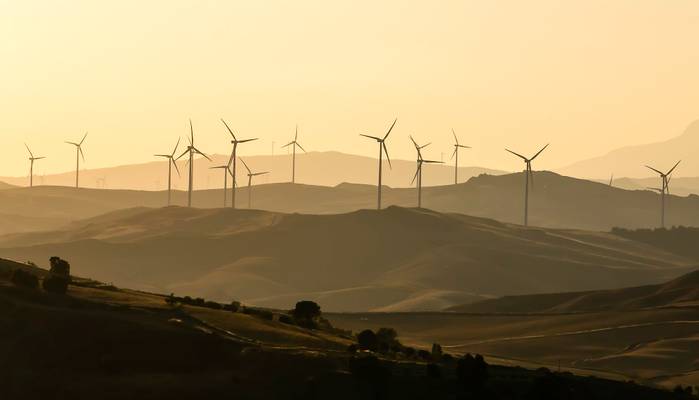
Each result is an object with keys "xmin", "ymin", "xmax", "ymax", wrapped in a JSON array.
[{"xmin": 0, "ymin": 206, "xmax": 695, "ymax": 311}]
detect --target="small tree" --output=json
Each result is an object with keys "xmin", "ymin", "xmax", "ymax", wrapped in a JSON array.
[
  {"xmin": 11, "ymin": 269, "xmax": 39, "ymax": 289},
  {"xmin": 431, "ymin": 343, "xmax": 443, "ymax": 361},
  {"xmin": 49, "ymin": 257, "xmax": 70, "ymax": 278},
  {"xmin": 292, "ymin": 300, "xmax": 321, "ymax": 328},
  {"xmin": 357, "ymin": 329, "xmax": 378, "ymax": 352}
]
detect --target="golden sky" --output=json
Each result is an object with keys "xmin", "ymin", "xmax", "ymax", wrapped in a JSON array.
[{"xmin": 3, "ymin": 0, "xmax": 699, "ymax": 177}]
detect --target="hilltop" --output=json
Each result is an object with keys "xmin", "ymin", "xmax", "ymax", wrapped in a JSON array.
[{"xmin": 1, "ymin": 206, "xmax": 695, "ymax": 312}]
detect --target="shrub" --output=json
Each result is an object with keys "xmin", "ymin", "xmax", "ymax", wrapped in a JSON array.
[
  {"xmin": 376, "ymin": 327, "xmax": 401, "ymax": 353},
  {"xmin": 357, "ymin": 329, "xmax": 378, "ymax": 352},
  {"xmin": 10, "ymin": 269, "xmax": 39, "ymax": 289},
  {"xmin": 49, "ymin": 256, "xmax": 71, "ymax": 278},
  {"xmin": 165, "ymin": 293, "xmax": 177, "ymax": 305},
  {"xmin": 431, "ymin": 343, "xmax": 443, "ymax": 360},
  {"xmin": 43, "ymin": 274, "xmax": 69, "ymax": 294},
  {"xmin": 204, "ymin": 301, "xmax": 222, "ymax": 310},
  {"xmin": 417, "ymin": 349, "xmax": 432, "ymax": 361},
  {"xmin": 227, "ymin": 301, "xmax": 241, "ymax": 312},
  {"xmin": 278, "ymin": 314, "xmax": 294, "ymax": 324}
]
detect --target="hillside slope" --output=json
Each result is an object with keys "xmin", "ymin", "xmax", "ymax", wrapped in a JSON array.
[
  {"xmin": 1, "ymin": 207, "xmax": 695, "ymax": 312},
  {"xmin": 2, "ymin": 170, "xmax": 699, "ymax": 235}
]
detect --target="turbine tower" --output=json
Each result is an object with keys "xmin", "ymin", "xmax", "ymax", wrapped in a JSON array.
[
  {"xmin": 176, "ymin": 120, "xmax": 211, "ymax": 207},
  {"xmin": 645, "ymin": 160, "xmax": 680, "ymax": 228},
  {"xmin": 154, "ymin": 138, "xmax": 181, "ymax": 206},
  {"xmin": 505, "ymin": 144, "xmax": 549, "ymax": 227},
  {"xmin": 240, "ymin": 158, "xmax": 268, "ymax": 209},
  {"xmin": 65, "ymin": 133, "xmax": 87, "ymax": 188},
  {"xmin": 24, "ymin": 144, "xmax": 45, "ymax": 188},
  {"xmin": 360, "ymin": 118, "xmax": 396, "ymax": 210},
  {"xmin": 451, "ymin": 129, "xmax": 471, "ymax": 185},
  {"xmin": 210, "ymin": 165, "xmax": 232, "ymax": 207},
  {"xmin": 220, "ymin": 119, "xmax": 258, "ymax": 209},
  {"xmin": 281, "ymin": 125, "xmax": 306, "ymax": 184},
  {"xmin": 410, "ymin": 135, "xmax": 442, "ymax": 208},
  {"xmin": 609, "ymin": 173, "xmax": 614, "ymax": 187}
]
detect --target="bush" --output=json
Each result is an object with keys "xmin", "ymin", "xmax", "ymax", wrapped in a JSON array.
[
  {"xmin": 278, "ymin": 314, "xmax": 294, "ymax": 324},
  {"xmin": 357, "ymin": 329, "xmax": 378, "ymax": 352},
  {"xmin": 376, "ymin": 327, "xmax": 401, "ymax": 353},
  {"xmin": 204, "ymin": 301, "xmax": 222, "ymax": 310},
  {"xmin": 226, "ymin": 301, "xmax": 241, "ymax": 312},
  {"xmin": 49, "ymin": 256, "xmax": 70, "ymax": 278},
  {"xmin": 10, "ymin": 269, "xmax": 39, "ymax": 289},
  {"xmin": 43, "ymin": 274, "xmax": 69, "ymax": 294},
  {"xmin": 417, "ymin": 349, "xmax": 432, "ymax": 361},
  {"xmin": 431, "ymin": 343, "xmax": 443, "ymax": 360}
]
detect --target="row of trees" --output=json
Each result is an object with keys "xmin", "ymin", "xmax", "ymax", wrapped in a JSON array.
[{"xmin": 11, "ymin": 257, "xmax": 71, "ymax": 294}]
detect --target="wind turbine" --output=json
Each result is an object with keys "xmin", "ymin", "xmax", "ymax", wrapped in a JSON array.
[
  {"xmin": 176, "ymin": 120, "xmax": 211, "ymax": 207},
  {"xmin": 240, "ymin": 158, "xmax": 268, "ymax": 209},
  {"xmin": 281, "ymin": 125, "xmax": 306, "ymax": 184},
  {"xmin": 210, "ymin": 164, "xmax": 232, "ymax": 207},
  {"xmin": 451, "ymin": 129, "xmax": 471, "ymax": 185},
  {"xmin": 24, "ymin": 144, "xmax": 45, "ymax": 188},
  {"xmin": 645, "ymin": 160, "xmax": 680, "ymax": 228},
  {"xmin": 65, "ymin": 133, "xmax": 87, "ymax": 188},
  {"xmin": 410, "ymin": 135, "xmax": 443, "ymax": 208},
  {"xmin": 609, "ymin": 173, "xmax": 614, "ymax": 187},
  {"xmin": 505, "ymin": 144, "xmax": 549, "ymax": 227},
  {"xmin": 154, "ymin": 138, "xmax": 181, "ymax": 206},
  {"xmin": 220, "ymin": 119, "xmax": 258, "ymax": 209},
  {"xmin": 360, "ymin": 118, "xmax": 396, "ymax": 210}
]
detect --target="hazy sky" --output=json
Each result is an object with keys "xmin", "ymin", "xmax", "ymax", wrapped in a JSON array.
[{"xmin": 3, "ymin": 0, "xmax": 699, "ymax": 177}]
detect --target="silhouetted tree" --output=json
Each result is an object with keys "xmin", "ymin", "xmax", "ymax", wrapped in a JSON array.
[
  {"xmin": 376, "ymin": 327, "xmax": 401, "ymax": 353},
  {"xmin": 292, "ymin": 300, "xmax": 321, "ymax": 328},
  {"xmin": 456, "ymin": 353, "xmax": 489, "ymax": 392},
  {"xmin": 357, "ymin": 329, "xmax": 379, "ymax": 352},
  {"xmin": 49, "ymin": 257, "xmax": 70, "ymax": 278},
  {"xmin": 10, "ymin": 269, "xmax": 39, "ymax": 289},
  {"xmin": 431, "ymin": 343, "xmax": 443, "ymax": 361}
]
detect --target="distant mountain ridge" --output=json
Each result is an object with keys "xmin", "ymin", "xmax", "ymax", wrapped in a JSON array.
[
  {"xmin": 558, "ymin": 120, "xmax": 699, "ymax": 179},
  {"xmin": 0, "ymin": 151, "xmax": 506, "ymax": 190}
]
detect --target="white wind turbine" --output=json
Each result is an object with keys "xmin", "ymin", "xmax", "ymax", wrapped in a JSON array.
[
  {"xmin": 240, "ymin": 158, "xmax": 268, "ymax": 209},
  {"xmin": 24, "ymin": 144, "xmax": 45, "ymax": 188},
  {"xmin": 410, "ymin": 135, "xmax": 443, "ymax": 208},
  {"xmin": 154, "ymin": 138, "xmax": 181, "ymax": 206},
  {"xmin": 360, "ymin": 118, "xmax": 396, "ymax": 210},
  {"xmin": 645, "ymin": 160, "xmax": 681, "ymax": 228},
  {"xmin": 451, "ymin": 129, "xmax": 471, "ymax": 184},
  {"xmin": 65, "ymin": 132, "xmax": 87, "ymax": 188},
  {"xmin": 220, "ymin": 119, "xmax": 258, "ymax": 209},
  {"xmin": 505, "ymin": 144, "xmax": 549, "ymax": 227},
  {"xmin": 281, "ymin": 125, "xmax": 306, "ymax": 184},
  {"xmin": 176, "ymin": 120, "xmax": 211, "ymax": 207}
]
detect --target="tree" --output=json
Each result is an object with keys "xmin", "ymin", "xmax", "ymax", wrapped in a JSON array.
[
  {"xmin": 457, "ymin": 353, "xmax": 489, "ymax": 392},
  {"xmin": 292, "ymin": 300, "xmax": 322, "ymax": 328},
  {"xmin": 10, "ymin": 269, "xmax": 39, "ymax": 289},
  {"xmin": 357, "ymin": 329, "xmax": 378, "ymax": 352},
  {"xmin": 376, "ymin": 327, "xmax": 400, "ymax": 353},
  {"xmin": 431, "ymin": 343, "xmax": 443, "ymax": 361},
  {"xmin": 49, "ymin": 257, "xmax": 70, "ymax": 278}
]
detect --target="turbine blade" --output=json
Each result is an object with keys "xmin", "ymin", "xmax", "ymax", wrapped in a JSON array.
[
  {"xmin": 295, "ymin": 125, "xmax": 298, "ymax": 142},
  {"xmin": 171, "ymin": 137, "xmax": 181, "ymax": 157},
  {"xmin": 505, "ymin": 148, "xmax": 528, "ymax": 161},
  {"xmin": 296, "ymin": 142, "xmax": 307, "ymax": 153},
  {"xmin": 25, "ymin": 143, "xmax": 33, "ymax": 158},
  {"xmin": 452, "ymin": 128, "xmax": 458, "ymax": 145},
  {"xmin": 420, "ymin": 142, "xmax": 431, "ymax": 149},
  {"xmin": 450, "ymin": 147, "xmax": 457, "ymax": 160},
  {"xmin": 79, "ymin": 132, "xmax": 88, "ymax": 145},
  {"xmin": 281, "ymin": 141, "xmax": 294, "ymax": 148},
  {"xmin": 666, "ymin": 160, "xmax": 681, "ymax": 175},
  {"xmin": 360, "ymin": 134, "xmax": 381, "ymax": 141},
  {"xmin": 253, "ymin": 171, "xmax": 269, "ymax": 176},
  {"xmin": 154, "ymin": 154, "xmax": 171, "ymax": 158},
  {"xmin": 172, "ymin": 159, "xmax": 181, "ymax": 176},
  {"xmin": 176, "ymin": 148, "xmax": 189, "ymax": 160},
  {"xmin": 79, "ymin": 146, "xmax": 85, "ymax": 162},
  {"xmin": 422, "ymin": 160, "xmax": 443, "ymax": 164},
  {"xmin": 409, "ymin": 135, "xmax": 419, "ymax": 149},
  {"xmin": 530, "ymin": 143, "xmax": 549, "ymax": 161},
  {"xmin": 35, "ymin": 157, "xmax": 45, "ymax": 160},
  {"xmin": 220, "ymin": 118, "xmax": 237, "ymax": 140},
  {"xmin": 645, "ymin": 165, "xmax": 664, "ymax": 175},
  {"xmin": 189, "ymin": 119, "xmax": 194, "ymax": 145},
  {"xmin": 383, "ymin": 118, "xmax": 397, "ymax": 140},
  {"xmin": 238, "ymin": 138, "xmax": 258, "ymax": 143},
  {"xmin": 240, "ymin": 158, "xmax": 252, "ymax": 174},
  {"xmin": 383, "ymin": 142, "xmax": 392, "ymax": 169},
  {"xmin": 458, "ymin": 144, "xmax": 471, "ymax": 149},
  {"xmin": 65, "ymin": 141, "xmax": 79, "ymax": 146},
  {"xmin": 193, "ymin": 147, "xmax": 212, "ymax": 161},
  {"xmin": 411, "ymin": 166, "xmax": 419, "ymax": 185},
  {"xmin": 528, "ymin": 165, "xmax": 534, "ymax": 188}
]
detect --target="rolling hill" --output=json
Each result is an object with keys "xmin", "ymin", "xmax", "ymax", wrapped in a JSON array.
[
  {"xmin": 2, "ymin": 170, "xmax": 699, "ymax": 236},
  {"xmin": 0, "ymin": 150, "xmax": 505, "ymax": 190},
  {"xmin": 447, "ymin": 269, "xmax": 699, "ymax": 314},
  {"xmin": 1, "ymin": 206, "xmax": 695, "ymax": 312}
]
